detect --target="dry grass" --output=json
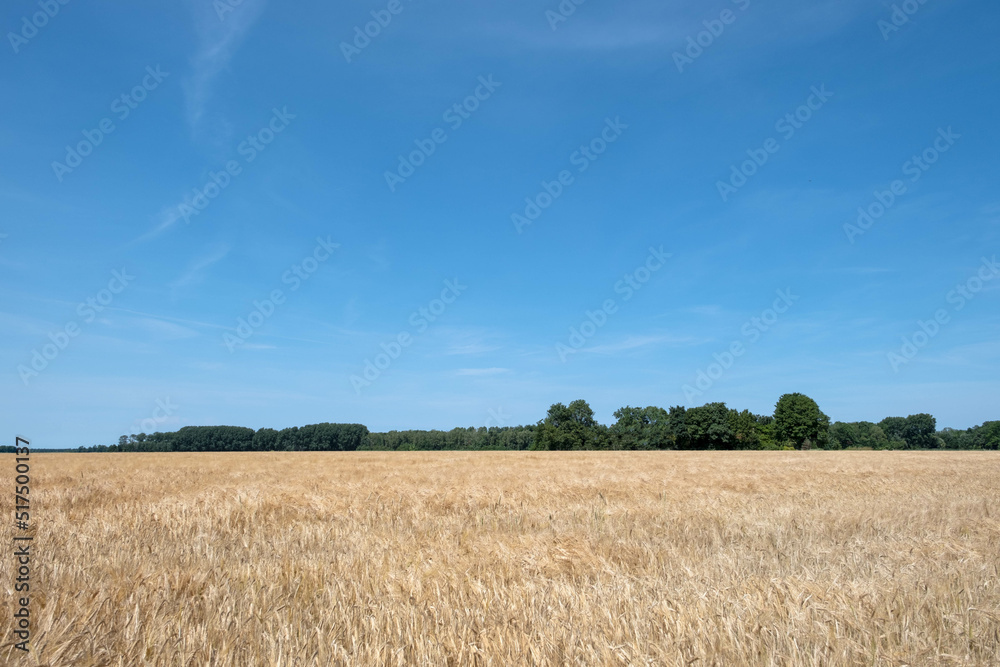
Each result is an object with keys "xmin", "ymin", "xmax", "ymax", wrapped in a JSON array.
[{"xmin": 2, "ymin": 451, "xmax": 999, "ymax": 666}]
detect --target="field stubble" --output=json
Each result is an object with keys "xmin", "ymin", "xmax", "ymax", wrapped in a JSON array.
[{"xmin": 2, "ymin": 451, "xmax": 998, "ymax": 666}]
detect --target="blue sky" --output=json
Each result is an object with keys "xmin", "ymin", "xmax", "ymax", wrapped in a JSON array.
[{"xmin": 3, "ymin": 0, "xmax": 999, "ymax": 447}]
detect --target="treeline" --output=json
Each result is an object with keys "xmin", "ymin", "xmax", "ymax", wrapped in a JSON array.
[
  {"xmin": 532, "ymin": 395, "xmax": 818, "ymax": 450},
  {"xmin": 831, "ymin": 417, "xmax": 1000, "ymax": 450},
  {"xmin": 79, "ymin": 424, "xmax": 536, "ymax": 453},
  {"xmin": 365, "ymin": 426, "xmax": 536, "ymax": 451},
  {"xmin": 74, "ymin": 393, "xmax": 999, "ymax": 452},
  {"xmin": 530, "ymin": 396, "xmax": 999, "ymax": 451},
  {"xmin": 78, "ymin": 423, "xmax": 368, "ymax": 453}
]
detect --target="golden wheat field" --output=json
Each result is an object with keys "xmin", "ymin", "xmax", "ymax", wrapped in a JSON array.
[{"xmin": 2, "ymin": 452, "xmax": 999, "ymax": 666}]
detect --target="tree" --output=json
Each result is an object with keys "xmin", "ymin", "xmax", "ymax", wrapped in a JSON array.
[
  {"xmin": 876, "ymin": 414, "xmax": 938, "ymax": 449},
  {"xmin": 878, "ymin": 417, "xmax": 906, "ymax": 442},
  {"xmin": 751, "ymin": 414, "xmax": 779, "ymax": 449},
  {"xmin": 975, "ymin": 421, "xmax": 1000, "ymax": 450},
  {"xmin": 610, "ymin": 406, "xmax": 643, "ymax": 450},
  {"xmin": 667, "ymin": 406, "xmax": 691, "ymax": 449},
  {"xmin": 686, "ymin": 403, "xmax": 736, "ymax": 450},
  {"xmin": 828, "ymin": 422, "xmax": 854, "ymax": 449},
  {"xmin": 773, "ymin": 393, "xmax": 830, "ymax": 450},
  {"xmin": 828, "ymin": 421, "xmax": 891, "ymax": 449},
  {"xmin": 727, "ymin": 409, "xmax": 761, "ymax": 450},
  {"xmin": 961, "ymin": 421, "xmax": 1000, "ymax": 450},
  {"xmin": 533, "ymin": 400, "xmax": 599, "ymax": 450},
  {"xmin": 937, "ymin": 427, "xmax": 970, "ymax": 450},
  {"xmin": 902, "ymin": 413, "xmax": 937, "ymax": 449},
  {"xmin": 567, "ymin": 399, "xmax": 597, "ymax": 429},
  {"xmin": 610, "ymin": 406, "xmax": 673, "ymax": 450}
]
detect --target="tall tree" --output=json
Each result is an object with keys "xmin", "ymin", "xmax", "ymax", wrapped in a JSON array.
[
  {"xmin": 773, "ymin": 393, "xmax": 830, "ymax": 449},
  {"xmin": 973, "ymin": 422, "xmax": 1000, "ymax": 450},
  {"xmin": 610, "ymin": 406, "xmax": 672, "ymax": 450},
  {"xmin": 902, "ymin": 414, "xmax": 938, "ymax": 449},
  {"xmin": 878, "ymin": 416, "xmax": 906, "ymax": 441},
  {"xmin": 686, "ymin": 403, "xmax": 736, "ymax": 450},
  {"xmin": 828, "ymin": 421, "xmax": 891, "ymax": 449},
  {"xmin": 728, "ymin": 409, "xmax": 761, "ymax": 450},
  {"xmin": 533, "ymin": 400, "xmax": 599, "ymax": 450}
]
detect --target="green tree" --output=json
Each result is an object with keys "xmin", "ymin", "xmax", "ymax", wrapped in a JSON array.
[
  {"xmin": 610, "ymin": 406, "xmax": 672, "ymax": 450},
  {"xmin": 902, "ymin": 413, "xmax": 937, "ymax": 449},
  {"xmin": 878, "ymin": 417, "xmax": 906, "ymax": 442},
  {"xmin": 753, "ymin": 415, "xmax": 780, "ymax": 449},
  {"xmin": 686, "ymin": 403, "xmax": 736, "ymax": 450},
  {"xmin": 937, "ymin": 427, "xmax": 970, "ymax": 450},
  {"xmin": 666, "ymin": 406, "xmax": 690, "ymax": 449},
  {"xmin": 976, "ymin": 421, "xmax": 1000, "ymax": 450},
  {"xmin": 533, "ymin": 400, "xmax": 599, "ymax": 450},
  {"xmin": 829, "ymin": 421, "xmax": 891, "ymax": 449},
  {"xmin": 610, "ymin": 406, "xmax": 644, "ymax": 450},
  {"xmin": 773, "ymin": 393, "xmax": 830, "ymax": 449},
  {"xmin": 727, "ymin": 409, "xmax": 761, "ymax": 450},
  {"xmin": 828, "ymin": 422, "xmax": 854, "ymax": 449}
]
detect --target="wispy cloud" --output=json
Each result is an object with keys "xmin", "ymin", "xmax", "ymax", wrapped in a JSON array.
[
  {"xmin": 108, "ymin": 307, "xmax": 331, "ymax": 348},
  {"xmin": 110, "ymin": 307, "xmax": 230, "ymax": 332},
  {"xmin": 584, "ymin": 334, "xmax": 705, "ymax": 355},
  {"xmin": 470, "ymin": 0, "xmax": 874, "ymax": 55},
  {"xmin": 367, "ymin": 242, "xmax": 391, "ymax": 272},
  {"xmin": 829, "ymin": 267, "xmax": 895, "ymax": 275},
  {"xmin": 0, "ymin": 310, "xmax": 57, "ymax": 337},
  {"xmin": 183, "ymin": 0, "xmax": 268, "ymax": 136},
  {"xmin": 169, "ymin": 244, "xmax": 231, "ymax": 294},
  {"xmin": 239, "ymin": 343, "xmax": 277, "ymax": 350},
  {"xmin": 455, "ymin": 367, "xmax": 510, "ymax": 376},
  {"xmin": 923, "ymin": 340, "xmax": 1000, "ymax": 368},
  {"xmin": 445, "ymin": 342, "xmax": 503, "ymax": 356},
  {"xmin": 129, "ymin": 206, "xmax": 185, "ymax": 245},
  {"xmin": 505, "ymin": 21, "xmax": 686, "ymax": 52},
  {"xmin": 433, "ymin": 327, "xmax": 504, "ymax": 356},
  {"xmin": 133, "ymin": 317, "xmax": 201, "ymax": 341}
]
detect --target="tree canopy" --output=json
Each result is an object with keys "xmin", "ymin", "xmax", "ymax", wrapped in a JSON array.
[
  {"xmin": 773, "ymin": 393, "xmax": 830, "ymax": 449},
  {"xmin": 76, "ymin": 397, "xmax": 998, "ymax": 453}
]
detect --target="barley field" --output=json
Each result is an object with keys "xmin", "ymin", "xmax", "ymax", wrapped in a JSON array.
[{"xmin": 2, "ymin": 452, "xmax": 999, "ymax": 666}]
